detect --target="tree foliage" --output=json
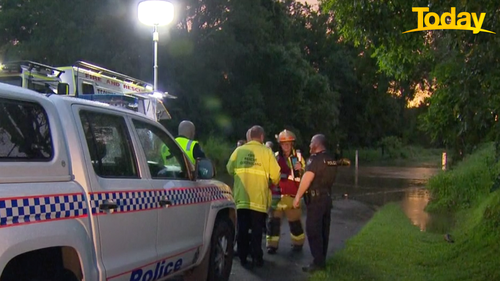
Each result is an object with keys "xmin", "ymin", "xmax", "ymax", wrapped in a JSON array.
[
  {"xmin": 324, "ymin": 0, "xmax": 500, "ymax": 158},
  {"xmin": 0, "ymin": 0, "xmax": 426, "ymax": 152}
]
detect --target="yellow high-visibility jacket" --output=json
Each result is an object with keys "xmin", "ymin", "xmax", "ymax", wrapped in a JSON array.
[{"xmin": 226, "ymin": 140, "xmax": 281, "ymax": 213}]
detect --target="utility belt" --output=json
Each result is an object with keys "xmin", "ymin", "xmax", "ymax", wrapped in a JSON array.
[{"xmin": 303, "ymin": 189, "xmax": 331, "ymax": 205}]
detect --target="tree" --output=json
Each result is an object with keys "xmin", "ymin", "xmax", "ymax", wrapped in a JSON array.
[{"xmin": 324, "ymin": 0, "xmax": 500, "ymax": 158}]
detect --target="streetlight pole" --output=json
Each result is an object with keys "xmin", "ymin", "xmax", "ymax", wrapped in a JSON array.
[
  {"xmin": 153, "ymin": 25, "xmax": 159, "ymax": 92},
  {"xmin": 138, "ymin": 0, "xmax": 174, "ymax": 120}
]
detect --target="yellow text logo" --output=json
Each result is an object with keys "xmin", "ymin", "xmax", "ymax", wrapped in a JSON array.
[{"xmin": 403, "ymin": 7, "xmax": 495, "ymax": 34}]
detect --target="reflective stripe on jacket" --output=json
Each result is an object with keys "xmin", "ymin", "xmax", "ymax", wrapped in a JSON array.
[
  {"xmin": 226, "ymin": 141, "xmax": 281, "ymax": 213},
  {"xmin": 175, "ymin": 136, "xmax": 198, "ymax": 164}
]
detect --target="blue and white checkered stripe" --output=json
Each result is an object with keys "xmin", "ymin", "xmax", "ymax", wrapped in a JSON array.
[
  {"xmin": 89, "ymin": 190, "xmax": 161, "ymax": 215},
  {"xmin": 0, "ymin": 186, "xmax": 232, "ymax": 227},
  {"xmin": 90, "ymin": 186, "xmax": 230, "ymax": 214},
  {"xmin": 0, "ymin": 193, "xmax": 87, "ymax": 227},
  {"xmin": 163, "ymin": 186, "xmax": 228, "ymax": 205}
]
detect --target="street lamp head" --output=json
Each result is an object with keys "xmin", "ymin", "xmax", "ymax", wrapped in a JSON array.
[
  {"xmin": 138, "ymin": 0, "xmax": 175, "ymax": 26},
  {"xmin": 151, "ymin": 91, "xmax": 165, "ymax": 99}
]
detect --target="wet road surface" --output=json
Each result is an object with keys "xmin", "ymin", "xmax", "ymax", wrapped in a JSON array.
[
  {"xmin": 228, "ymin": 199, "xmax": 375, "ymax": 281},
  {"xmin": 175, "ymin": 164, "xmax": 441, "ymax": 281}
]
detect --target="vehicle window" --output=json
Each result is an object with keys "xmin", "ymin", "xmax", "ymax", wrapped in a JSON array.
[
  {"xmin": 0, "ymin": 98, "xmax": 53, "ymax": 161},
  {"xmin": 82, "ymin": 82, "xmax": 94, "ymax": 95},
  {"xmin": 80, "ymin": 110, "xmax": 138, "ymax": 178},
  {"xmin": 0, "ymin": 76, "xmax": 22, "ymax": 87},
  {"xmin": 27, "ymin": 80, "xmax": 57, "ymax": 94},
  {"xmin": 133, "ymin": 120, "xmax": 189, "ymax": 180}
]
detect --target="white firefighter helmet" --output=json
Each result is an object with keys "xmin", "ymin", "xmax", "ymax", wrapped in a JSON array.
[{"xmin": 276, "ymin": 129, "xmax": 296, "ymax": 143}]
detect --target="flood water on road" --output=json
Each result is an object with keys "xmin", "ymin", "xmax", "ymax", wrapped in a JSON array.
[{"xmin": 332, "ymin": 165, "xmax": 450, "ymax": 232}]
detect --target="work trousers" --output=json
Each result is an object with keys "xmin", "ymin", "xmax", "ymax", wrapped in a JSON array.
[
  {"xmin": 266, "ymin": 196, "xmax": 305, "ymax": 249},
  {"xmin": 305, "ymin": 195, "xmax": 332, "ymax": 267},
  {"xmin": 237, "ymin": 209, "xmax": 267, "ymax": 262}
]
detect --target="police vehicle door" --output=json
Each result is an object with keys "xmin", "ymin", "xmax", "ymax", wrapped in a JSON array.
[
  {"xmin": 75, "ymin": 107, "xmax": 159, "ymax": 280},
  {"xmin": 131, "ymin": 119, "xmax": 207, "ymax": 272}
]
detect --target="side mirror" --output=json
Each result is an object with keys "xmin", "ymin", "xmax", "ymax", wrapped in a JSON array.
[
  {"xmin": 194, "ymin": 158, "xmax": 216, "ymax": 180},
  {"xmin": 57, "ymin": 83, "xmax": 69, "ymax": 95}
]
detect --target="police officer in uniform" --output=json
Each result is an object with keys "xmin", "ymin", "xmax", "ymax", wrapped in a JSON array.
[
  {"xmin": 265, "ymin": 141, "xmax": 274, "ymax": 150},
  {"xmin": 237, "ymin": 139, "xmax": 247, "ymax": 147},
  {"xmin": 293, "ymin": 134, "xmax": 337, "ymax": 273}
]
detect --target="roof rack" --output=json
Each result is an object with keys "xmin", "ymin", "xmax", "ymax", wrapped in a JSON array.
[
  {"xmin": 73, "ymin": 61, "xmax": 151, "ymax": 88},
  {"xmin": 2, "ymin": 61, "xmax": 64, "ymax": 77}
]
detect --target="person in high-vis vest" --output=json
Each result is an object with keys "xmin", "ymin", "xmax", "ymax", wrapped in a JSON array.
[
  {"xmin": 226, "ymin": 125, "xmax": 280, "ymax": 269},
  {"xmin": 175, "ymin": 120, "xmax": 205, "ymax": 165},
  {"xmin": 160, "ymin": 143, "xmax": 172, "ymax": 165},
  {"xmin": 266, "ymin": 129, "xmax": 306, "ymax": 254}
]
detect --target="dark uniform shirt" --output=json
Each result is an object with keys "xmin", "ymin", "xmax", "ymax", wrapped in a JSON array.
[{"xmin": 305, "ymin": 150, "xmax": 337, "ymax": 193}]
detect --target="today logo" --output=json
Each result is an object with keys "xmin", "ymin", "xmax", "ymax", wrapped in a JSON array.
[{"xmin": 403, "ymin": 7, "xmax": 495, "ymax": 34}]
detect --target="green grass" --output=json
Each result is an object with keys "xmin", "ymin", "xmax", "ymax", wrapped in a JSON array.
[
  {"xmin": 426, "ymin": 143, "xmax": 500, "ymax": 212},
  {"xmin": 311, "ymin": 142, "xmax": 500, "ymax": 281},
  {"xmin": 310, "ymin": 199, "xmax": 500, "ymax": 281}
]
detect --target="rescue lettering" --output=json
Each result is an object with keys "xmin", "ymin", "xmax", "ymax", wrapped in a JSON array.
[
  {"xmin": 85, "ymin": 73, "xmax": 102, "ymax": 82},
  {"xmin": 97, "ymin": 88, "xmax": 114, "ymax": 95},
  {"xmin": 106, "ymin": 79, "xmax": 121, "ymax": 87},
  {"xmin": 239, "ymin": 153, "xmax": 261, "ymax": 166},
  {"xmin": 123, "ymin": 84, "xmax": 144, "ymax": 92},
  {"xmin": 130, "ymin": 258, "xmax": 182, "ymax": 281}
]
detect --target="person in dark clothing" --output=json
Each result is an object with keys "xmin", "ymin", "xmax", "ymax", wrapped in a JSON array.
[
  {"xmin": 237, "ymin": 139, "xmax": 247, "ymax": 147},
  {"xmin": 293, "ymin": 134, "xmax": 338, "ymax": 273}
]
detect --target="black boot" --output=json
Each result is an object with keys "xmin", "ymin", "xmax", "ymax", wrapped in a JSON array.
[
  {"xmin": 267, "ymin": 247, "xmax": 277, "ymax": 254},
  {"xmin": 302, "ymin": 263, "xmax": 326, "ymax": 273}
]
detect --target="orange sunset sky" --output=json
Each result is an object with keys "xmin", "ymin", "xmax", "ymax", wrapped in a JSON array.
[{"xmin": 297, "ymin": 0, "xmax": 319, "ymax": 5}]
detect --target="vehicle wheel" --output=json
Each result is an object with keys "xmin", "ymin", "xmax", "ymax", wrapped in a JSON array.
[
  {"xmin": 53, "ymin": 269, "xmax": 79, "ymax": 281},
  {"xmin": 29, "ymin": 269, "xmax": 79, "ymax": 281},
  {"xmin": 207, "ymin": 217, "xmax": 234, "ymax": 281}
]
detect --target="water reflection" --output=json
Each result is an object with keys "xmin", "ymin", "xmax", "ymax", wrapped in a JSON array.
[
  {"xmin": 333, "ymin": 165, "xmax": 452, "ymax": 232},
  {"xmin": 400, "ymin": 188, "xmax": 430, "ymax": 231}
]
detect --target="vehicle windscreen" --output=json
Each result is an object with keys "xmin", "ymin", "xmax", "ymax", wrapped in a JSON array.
[
  {"xmin": 0, "ymin": 76, "xmax": 22, "ymax": 87},
  {"xmin": 27, "ymin": 80, "xmax": 57, "ymax": 95}
]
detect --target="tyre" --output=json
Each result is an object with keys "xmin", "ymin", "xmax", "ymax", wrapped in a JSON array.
[
  {"xmin": 207, "ymin": 217, "xmax": 235, "ymax": 281},
  {"xmin": 53, "ymin": 269, "xmax": 79, "ymax": 281},
  {"xmin": 28, "ymin": 269, "xmax": 78, "ymax": 281}
]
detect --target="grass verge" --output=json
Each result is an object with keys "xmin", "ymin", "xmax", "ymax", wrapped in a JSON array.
[
  {"xmin": 311, "ymin": 143, "xmax": 500, "ymax": 281},
  {"xmin": 310, "ymin": 199, "xmax": 500, "ymax": 281},
  {"xmin": 425, "ymin": 143, "xmax": 500, "ymax": 212}
]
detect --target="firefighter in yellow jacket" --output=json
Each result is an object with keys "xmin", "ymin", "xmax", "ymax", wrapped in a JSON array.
[
  {"xmin": 266, "ymin": 129, "xmax": 306, "ymax": 254},
  {"xmin": 227, "ymin": 125, "xmax": 281, "ymax": 268}
]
